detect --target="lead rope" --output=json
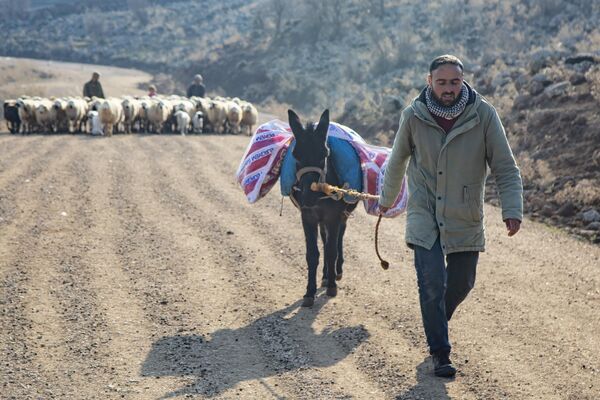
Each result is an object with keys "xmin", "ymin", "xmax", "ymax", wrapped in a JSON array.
[
  {"xmin": 375, "ymin": 214, "xmax": 390, "ymax": 270},
  {"xmin": 310, "ymin": 182, "xmax": 390, "ymax": 270}
]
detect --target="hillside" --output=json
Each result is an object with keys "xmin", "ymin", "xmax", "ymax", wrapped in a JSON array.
[
  {"xmin": 0, "ymin": 56, "xmax": 152, "ymax": 100},
  {"xmin": 1, "ymin": 0, "xmax": 599, "ymax": 242}
]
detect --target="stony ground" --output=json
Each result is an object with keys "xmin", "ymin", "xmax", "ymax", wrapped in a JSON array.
[{"xmin": 0, "ymin": 131, "xmax": 599, "ymax": 400}]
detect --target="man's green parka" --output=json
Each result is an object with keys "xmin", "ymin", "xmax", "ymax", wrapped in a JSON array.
[{"xmin": 380, "ymin": 85, "xmax": 523, "ymax": 254}]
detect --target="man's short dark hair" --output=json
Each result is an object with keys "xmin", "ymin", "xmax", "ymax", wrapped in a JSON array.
[{"xmin": 429, "ymin": 55, "xmax": 464, "ymax": 74}]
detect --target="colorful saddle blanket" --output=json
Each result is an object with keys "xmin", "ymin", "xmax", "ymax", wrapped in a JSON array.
[{"xmin": 236, "ymin": 119, "xmax": 407, "ymax": 217}]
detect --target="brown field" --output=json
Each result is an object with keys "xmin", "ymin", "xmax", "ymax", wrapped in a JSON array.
[
  {"xmin": 0, "ymin": 56, "xmax": 151, "ymax": 99},
  {"xmin": 1, "ymin": 59, "xmax": 599, "ymax": 399}
]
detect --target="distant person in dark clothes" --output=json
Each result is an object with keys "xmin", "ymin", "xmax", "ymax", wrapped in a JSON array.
[
  {"xmin": 187, "ymin": 74, "xmax": 206, "ymax": 98},
  {"xmin": 83, "ymin": 72, "xmax": 105, "ymax": 98}
]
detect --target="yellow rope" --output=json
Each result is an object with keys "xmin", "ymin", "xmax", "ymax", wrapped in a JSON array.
[
  {"xmin": 310, "ymin": 182, "xmax": 380, "ymax": 201},
  {"xmin": 310, "ymin": 182, "xmax": 390, "ymax": 270}
]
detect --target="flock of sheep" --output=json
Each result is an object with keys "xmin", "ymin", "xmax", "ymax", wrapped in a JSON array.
[{"xmin": 2, "ymin": 95, "xmax": 258, "ymax": 136}]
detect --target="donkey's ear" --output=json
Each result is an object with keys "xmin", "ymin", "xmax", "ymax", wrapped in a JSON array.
[
  {"xmin": 315, "ymin": 109, "xmax": 329, "ymax": 137},
  {"xmin": 288, "ymin": 109, "xmax": 303, "ymax": 137}
]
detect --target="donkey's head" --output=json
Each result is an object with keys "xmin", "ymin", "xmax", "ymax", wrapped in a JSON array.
[{"xmin": 288, "ymin": 109, "xmax": 330, "ymax": 208}]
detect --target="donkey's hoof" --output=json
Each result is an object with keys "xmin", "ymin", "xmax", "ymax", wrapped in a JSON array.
[
  {"xmin": 302, "ymin": 296, "xmax": 315, "ymax": 307},
  {"xmin": 326, "ymin": 287, "xmax": 337, "ymax": 297},
  {"xmin": 336, "ymin": 273, "xmax": 343, "ymax": 281}
]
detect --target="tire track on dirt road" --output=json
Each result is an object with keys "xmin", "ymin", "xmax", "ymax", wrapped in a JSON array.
[
  {"xmin": 0, "ymin": 138, "xmax": 98, "ymax": 399},
  {"xmin": 50, "ymin": 141, "xmax": 162, "ymax": 399},
  {"xmin": 106, "ymin": 137, "xmax": 307, "ymax": 399},
  {"xmin": 0, "ymin": 135, "xmax": 46, "ymax": 168},
  {"xmin": 0, "ymin": 136, "xmax": 64, "ymax": 228}
]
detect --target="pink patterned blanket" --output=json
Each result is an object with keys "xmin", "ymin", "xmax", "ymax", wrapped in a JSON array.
[{"xmin": 236, "ymin": 120, "xmax": 407, "ymax": 217}]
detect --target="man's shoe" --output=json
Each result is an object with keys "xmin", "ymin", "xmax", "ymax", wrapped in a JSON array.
[{"xmin": 432, "ymin": 351, "xmax": 457, "ymax": 377}]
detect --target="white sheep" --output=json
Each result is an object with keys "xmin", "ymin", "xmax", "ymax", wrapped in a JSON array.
[
  {"xmin": 192, "ymin": 111, "xmax": 204, "ymax": 133},
  {"xmin": 35, "ymin": 99, "xmax": 55, "ymax": 133},
  {"xmin": 225, "ymin": 102, "xmax": 243, "ymax": 134},
  {"xmin": 174, "ymin": 99, "xmax": 196, "ymax": 118},
  {"xmin": 99, "ymin": 98, "xmax": 123, "ymax": 136},
  {"xmin": 146, "ymin": 99, "xmax": 172, "ymax": 134},
  {"xmin": 51, "ymin": 98, "xmax": 69, "ymax": 133},
  {"xmin": 121, "ymin": 97, "xmax": 142, "ymax": 134},
  {"xmin": 206, "ymin": 99, "xmax": 228, "ymax": 134},
  {"xmin": 87, "ymin": 110, "xmax": 103, "ymax": 135},
  {"xmin": 174, "ymin": 110, "xmax": 191, "ymax": 135},
  {"xmin": 241, "ymin": 102, "xmax": 258, "ymax": 136},
  {"xmin": 138, "ymin": 97, "xmax": 154, "ymax": 133},
  {"xmin": 65, "ymin": 97, "xmax": 88, "ymax": 133},
  {"xmin": 16, "ymin": 97, "xmax": 39, "ymax": 134}
]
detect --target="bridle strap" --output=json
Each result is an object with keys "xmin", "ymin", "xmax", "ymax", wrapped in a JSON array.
[
  {"xmin": 291, "ymin": 157, "xmax": 331, "ymax": 206},
  {"xmin": 295, "ymin": 165, "xmax": 327, "ymax": 184}
]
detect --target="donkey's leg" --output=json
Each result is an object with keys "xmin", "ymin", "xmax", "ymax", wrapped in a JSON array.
[
  {"xmin": 319, "ymin": 223, "xmax": 328, "ymax": 287},
  {"xmin": 335, "ymin": 222, "xmax": 347, "ymax": 281},
  {"xmin": 324, "ymin": 221, "xmax": 341, "ymax": 297},
  {"xmin": 302, "ymin": 216, "xmax": 320, "ymax": 307}
]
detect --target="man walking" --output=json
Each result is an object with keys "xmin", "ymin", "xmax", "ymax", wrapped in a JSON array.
[
  {"xmin": 379, "ymin": 55, "xmax": 523, "ymax": 377},
  {"xmin": 187, "ymin": 74, "xmax": 206, "ymax": 98},
  {"xmin": 83, "ymin": 72, "xmax": 105, "ymax": 98}
]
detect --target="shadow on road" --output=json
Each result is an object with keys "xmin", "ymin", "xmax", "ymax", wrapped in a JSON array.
[
  {"xmin": 395, "ymin": 357, "xmax": 452, "ymax": 399},
  {"xmin": 141, "ymin": 292, "xmax": 370, "ymax": 398}
]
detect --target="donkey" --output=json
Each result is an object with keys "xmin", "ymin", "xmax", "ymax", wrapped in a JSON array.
[{"xmin": 288, "ymin": 109, "xmax": 358, "ymax": 307}]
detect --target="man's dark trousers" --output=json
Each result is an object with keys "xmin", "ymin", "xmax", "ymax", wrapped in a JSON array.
[{"xmin": 413, "ymin": 236, "xmax": 478, "ymax": 354}]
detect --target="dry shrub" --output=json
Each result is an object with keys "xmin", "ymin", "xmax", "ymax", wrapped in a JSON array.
[
  {"xmin": 534, "ymin": 159, "xmax": 556, "ymax": 188},
  {"xmin": 555, "ymin": 179, "xmax": 600, "ymax": 205},
  {"xmin": 531, "ymin": 0, "xmax": 562, "ymax": 18},
  {"xmin": 259, "ymin": 99, "xmax": 294, "ymax": 120},
  {"xmin": 577, "ymin": 29, "xmax": 600, "ymax": 52},
  {"xmin": 517, "ymin": 152, "xmax": 555, "ymax": 189},
  {"xmin": 586, "ymin": 65, "xmax": 600, "ymax": 103},
  {"xmin": 83, "ymin": 9, "xmax": 107, "ymax": 36},
  {"xmin": 516, "ymin": 152, "xmax": 536, "ymax": 183}
]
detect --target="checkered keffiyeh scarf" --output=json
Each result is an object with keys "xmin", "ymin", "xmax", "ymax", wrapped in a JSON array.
[{"xmin": 425, "ymin": 83, "xmax": 469, "ymax": 120}]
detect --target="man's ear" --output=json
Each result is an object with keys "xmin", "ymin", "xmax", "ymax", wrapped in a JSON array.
[
  {"xmin": 427, "ymin": 73, "xmax": 432, "ymax": 86},
  {"xmin": 288, "ymin": 109, "xmax": 303, "ymax": 138}
]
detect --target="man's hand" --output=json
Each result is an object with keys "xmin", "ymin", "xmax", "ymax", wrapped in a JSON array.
[
  {"xmin": 379, "ymin": 205, "xmax": 390, "ymax": 214},
  {"xmin": 504, "ymin": 218, "xmax": 521, "ymax": 237}
]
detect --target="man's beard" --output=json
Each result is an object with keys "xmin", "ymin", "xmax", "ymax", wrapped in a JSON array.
[{"xmin": 433, "ymin": 91, "xmax": 460, "ymax": 107}]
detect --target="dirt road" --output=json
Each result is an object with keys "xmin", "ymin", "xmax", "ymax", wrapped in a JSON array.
[{"xmin": 0, "ymin": 131, "xmax": 598, "ymax": 400}]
